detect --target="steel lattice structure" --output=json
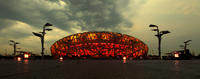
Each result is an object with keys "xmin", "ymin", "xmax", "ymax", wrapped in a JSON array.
[{"xmin": 51, "ymin": 32, "xmax": 148, "ymax": 58}]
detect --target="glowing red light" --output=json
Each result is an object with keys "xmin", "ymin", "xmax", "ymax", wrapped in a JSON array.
[
  {"xmin": 59, "ymin": 57, "xmax": 63, "ymax": 60},
  {"xmin": 17, "ymin": 57, "xmax": 21, "ymax": 61},
  {"xmin": 123, "ymin": 56, "xmax": 127, "ymax": 63},
  {"xmin": 174, "ymin": 53, "xmax": 179, "ymax": 58},
  {"xmin": 123, "ymin": 56, "xmax": 127, "ymax": 60},
  {"xmin": 24, "ymin": 54, "xmax": 29, "ymax": 59}
]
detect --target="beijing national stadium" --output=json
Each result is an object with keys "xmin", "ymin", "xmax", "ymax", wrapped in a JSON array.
[{"xmin": 50, "ymin": 31, "xmax": 148, "ymax": 59}]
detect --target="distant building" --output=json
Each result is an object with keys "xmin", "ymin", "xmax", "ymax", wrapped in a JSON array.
[{"xmin": 164, "ymin": 49, "xmax": 192, "ymax": 60}]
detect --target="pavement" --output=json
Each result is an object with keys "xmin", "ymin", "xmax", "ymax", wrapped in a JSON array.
[{"xmin": 0, "ymin": 60, "xmax": 200, "ymax": 79}]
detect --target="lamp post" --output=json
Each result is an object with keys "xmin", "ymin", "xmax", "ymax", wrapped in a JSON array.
[
  {"xmin": 9, "ymin": 40, "xmax": 20, "ymax": 56},
  {"xmin": 183, "ymin": 40, "xmax": 192, "ymax": 54},
  {"xmin": 149, "ymin": 24, "xmax": 170, "ymax": 58},
  {"xmin": 32, "ymin": 23, "xmax": 53, "ymax": 59}
]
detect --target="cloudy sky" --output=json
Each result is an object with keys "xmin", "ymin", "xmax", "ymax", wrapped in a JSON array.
[{"xmin": 0, "ymin": 0, "xmax": 200, "ymax": 56}]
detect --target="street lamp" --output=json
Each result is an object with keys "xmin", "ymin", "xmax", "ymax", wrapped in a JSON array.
[
  {"xmin": 32, "ymin": 23, "xmax": 53, "ymax": 59},
  {"xmin": 149, "ymin": 24, "xmax": 170, "ymax": 58},
  {"xmin": 9, "ymin": 40, "xmax": 20, "ymax": 56},
  {"xmin": 183, "ymin": 40, "xmax": 192, "ymax": 54}
]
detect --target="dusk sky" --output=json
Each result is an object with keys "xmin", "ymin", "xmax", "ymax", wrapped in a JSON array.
[{"xmin": 0, "ymin": 0, "xmax": 200, "ymax": 56}]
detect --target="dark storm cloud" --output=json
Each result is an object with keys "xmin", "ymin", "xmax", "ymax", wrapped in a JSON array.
[
  {"xmin": 0, "ymin": 0, "xmax": 133, "ymax": 32},
  {"xmin": 66, "ymin": 0, "xmax": 133, "ymax": 31},
  {"xmin": 0, "ymin": 0, "xmax": 45, "ymax": 27}
]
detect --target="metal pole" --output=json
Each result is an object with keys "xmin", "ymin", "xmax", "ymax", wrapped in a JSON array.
[
  {"xmin": 158, "ymin": 37, "xmax": 161, "ymax": 57},
  {"xmin": 184, "ymin": 42, "xmax": 187, "ymax": 54},
  {"xmin": 156, "ymin": 26, "xmax": 162, "ymax": 58},
  {"xmin": 14, "ymin": 43, "xmax": 16, "ymax": 56},
  {"xmin": 32, "ymin": 23, "xmax": 52, "ymax": 59},
  {"xmin": 149, "ymin": 24, "xmax": 170, "ymax": 58},
  {"xmin": 41, "ymin": 37, "xmax": 44, "ymax": 59},
  {"xmin": 41, "ymin": 26, "xmax": 45, "ymax": 59}
]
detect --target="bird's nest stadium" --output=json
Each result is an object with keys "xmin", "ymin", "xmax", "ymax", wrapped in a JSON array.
[{"xmin": 51, "ymin": 31, "xmax": 148, "ymax": 59}]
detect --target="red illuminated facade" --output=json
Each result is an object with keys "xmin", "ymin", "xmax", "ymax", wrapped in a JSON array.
[{"xmin": 51, "ymin": 32, "xmax": 148, "ymax": 59}]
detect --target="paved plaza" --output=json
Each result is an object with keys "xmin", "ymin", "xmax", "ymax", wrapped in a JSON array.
[{"xmin": 0, "ymin": 60, "xmax": 200, "ymax": 79}]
